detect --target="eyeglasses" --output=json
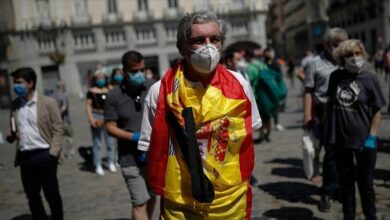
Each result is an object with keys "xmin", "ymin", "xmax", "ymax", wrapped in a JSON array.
[{"xmin": 127, "ymin": 68, "xmax": 145, "ymax": 74}]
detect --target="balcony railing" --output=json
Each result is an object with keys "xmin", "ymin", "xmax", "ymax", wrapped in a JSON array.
[
  {"xmin": 37, "ymin": 37, "xmax": 56, "ymax": 54},
  {"xmin": 135, "ymin": 27, "xmax": 156, "ymax": 45},
  {"xmin": 105, "ymin": 30, "xmax": 126, "ymax": 48},
  {"xmin": 165, "ymin": 25, "xmax": 177, "ymax": 42},
  {"xmin": 73, "ymin": 32, "xmax": 95, "ymax": 51}
]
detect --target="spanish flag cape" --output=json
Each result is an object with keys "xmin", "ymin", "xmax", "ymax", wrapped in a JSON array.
[{"xmin": 148, "ymin": 62, "xmax": 254, "ymax": 219}]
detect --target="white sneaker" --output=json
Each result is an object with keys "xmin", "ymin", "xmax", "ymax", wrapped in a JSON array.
[
  {"xmin": 275, "ymin": 124, "xmax": 285, "ymax": 131},
  {"xmin": 108, "ymin": 163, "xmax": 117, "ymax": 173},
  {"xmin": 96, "ymin": 165, "xmax": 105, "ymax": 176}
]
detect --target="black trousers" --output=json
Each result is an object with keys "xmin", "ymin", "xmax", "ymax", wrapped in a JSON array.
[
  {"xmin": 333, "ymin": 145, "xmax": 377, "ymax": 220},
  {"xmin": 19, "ymin": 149, "xmax": 63, "ymax": 220}
]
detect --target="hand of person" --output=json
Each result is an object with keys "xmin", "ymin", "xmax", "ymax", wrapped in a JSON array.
[
  {"xmin": 363, "ymin": 135, "xmax": 377, "ymax": 150},
  {"xmin": 89, "ymin": 119, "xmax": 97, "ymax": 128},
  {"xmin": 49, "ymin": 154, "xmax": 59, "ymax": 164},
  {"xmin": 303, "ymin": 115, "xmax": 312, "ymax": 129},
  {"xmin": 6, "ymin": 132, "xmax": 18, "ymax": 143},
  {"xmin": 130, "ymin": 132, "xmax": 140, "ymax": 142},
  {"xmin": 137, "ymin": 150, "xmax": 147, "ymax": 164}
]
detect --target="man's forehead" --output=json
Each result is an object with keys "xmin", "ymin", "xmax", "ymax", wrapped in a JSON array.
[
  {"xmin": 13, "ymin": 77, "xmax": 26, "ymax": 83},
  {"xmin": 127, "ymin": 60, "xmax": 145, "ymax": 68},
  {"xmin": 190, "ymin": 22, "xmax": 220, "ymax": 38}
]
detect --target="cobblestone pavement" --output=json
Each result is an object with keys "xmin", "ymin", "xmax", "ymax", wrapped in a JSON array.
[{"xmin": 1, "ymin": 72, "xmax": 389, "ymax": 220}]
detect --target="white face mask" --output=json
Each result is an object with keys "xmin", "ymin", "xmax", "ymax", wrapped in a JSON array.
[
  {"xmin": 189, "ymin": 44, "xmax": 220, "ymax": 74},
  {"xmin": 235, "ymin": 59, "xmax": 247, "ymax": 72},
  {"xmin": 345, "ymin": 56, "xmax": 364, "ymax": 73}
]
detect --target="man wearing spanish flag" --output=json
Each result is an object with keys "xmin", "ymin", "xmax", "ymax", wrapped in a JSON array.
[{"xmin": 144, "ymin": 11, "xmax": 262, "ymax": 219}]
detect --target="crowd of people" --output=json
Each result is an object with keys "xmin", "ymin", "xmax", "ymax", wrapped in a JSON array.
[{"xmin": 5, "ymin": 10, "xmax": 387, "ymax": 220}]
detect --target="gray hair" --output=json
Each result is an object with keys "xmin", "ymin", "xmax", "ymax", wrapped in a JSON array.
[
  {"xmin": 324, "ymin": 27, "xmax": 348, "ymax": 45},
  {"xmin": 333, "ymin": 39, "xmax": 368, "ymax": 66},
  {"xmin": 176, "ymin": 11, "xmax": 226, "ymax": 52}
]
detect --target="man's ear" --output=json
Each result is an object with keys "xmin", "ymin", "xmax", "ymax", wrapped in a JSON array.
[{"xmin": 27, "ymin": 81, "xmax": 34, "ymax": 91}]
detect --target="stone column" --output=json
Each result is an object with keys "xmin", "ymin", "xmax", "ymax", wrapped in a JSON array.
[
  {"xmin": 124, "ymin": 25, "xmax": 136, "ymax": 49},
  {"xmin": 158, "ymin": 53, "xmax": 170, "ymax": 78}
]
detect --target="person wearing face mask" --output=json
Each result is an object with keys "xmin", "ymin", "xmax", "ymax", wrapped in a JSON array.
[
  {"xmin": 145, "ymin": 68, "xmax": 156, "ymax": 80},
  {"xmin": 104, "ymin": 51, "xmax": 156, "ymax": 220},
  {"xmin": 263, "ymin": 47, "xmax": 286, "ymax": 132},
  {"xmin": 223, "ymin": 49, "xmax": 249, "ymax": 80},
  {"xmin": 325, "ymin": 39, "xmax": 386, "ymax": 220},
  {"xmin": 108, "ymin": 68, "xmax": 124, "ymax": 90},
  {"xmin": 6, "ymin": 67, "xmax": 64, "ymax": 220},
  {"xmin": 246, "ymin": 48, "xmax": 284, "ymax": 143},
  {"xmin": 303, "ymin": 27, "xmax": 348, "ymax": 212},
  {"xmin": 144, "ymin": 11, "xmax": 261, "ymax": 219},
  {"xmin": 85, "ymin": 69, "xmax": 116, "ymax": 176}
]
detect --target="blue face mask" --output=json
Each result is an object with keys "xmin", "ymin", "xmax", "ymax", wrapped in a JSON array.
[
  {"xmin": 96, "ymin": 79, "xmax": 106, "ymax": 87},
  {"xmin": 113, "ymin": 75, "xmax": 123, "ymax": 83},
  {"xmin": 128, "ymin": 72, "xmax": 145, "ymax": 86},
  {"xmin": 13, "ymin": 83, "xmax": 27, "ymax": 97}
]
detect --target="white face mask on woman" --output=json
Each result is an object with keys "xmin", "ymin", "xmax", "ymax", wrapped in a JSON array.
[
  {"xmin": 235, "ymin": 59, "xmax": 247, "ymax": 72},
  {"xmin": 344, "ymin": 56, "xmax": 364, "ymax": 73},
  {"xmin": 189, "ymin": 44, "xmax": 221, "ymax": 74}
]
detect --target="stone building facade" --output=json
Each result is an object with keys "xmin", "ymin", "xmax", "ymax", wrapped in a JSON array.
[{"xmin": 0, "ymin": 0, "xmax": 269, "ymax": 97}]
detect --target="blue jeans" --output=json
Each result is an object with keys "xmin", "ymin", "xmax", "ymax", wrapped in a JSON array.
[{"xmin": 91, "ymin": 113, "xmax": 116, "ymax": 167}]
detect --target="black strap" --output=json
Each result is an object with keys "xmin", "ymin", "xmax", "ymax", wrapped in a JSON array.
[{"xmin": 168, "ymin": 108, "xmax": 215, "ymax": 203}]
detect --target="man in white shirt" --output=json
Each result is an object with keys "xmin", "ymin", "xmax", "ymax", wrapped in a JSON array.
[
  {"xmin": 7, "ymin": 67, "xmax": 64, "ymax": 220},
  {"xmin": 303, "ymin": 28, "xmax": 348, "ymax": 212},
  {"xmin": 144, "ymin": 11, "xmax": 261, "ymax": 219}
]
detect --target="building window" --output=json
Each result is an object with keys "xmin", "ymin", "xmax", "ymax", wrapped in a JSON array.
[
  {"xmin": 168, "ymin": 0, "xmax": 178, "ymax": 8},
  {"xmin": 230, "ymin": 19, "xmax": 248, "ymax": 36},
  {"xmin": 370, "ymin": 29, "xmax": 377, "ymax": 54},
  {"xmin": 361, "ymin": 31, "xmax": 366, "ymax": 43},
  {"xmin": 36, "ymin": 0, "xmax": 51, "ymax": 25},
  {"xmin": 73, "ymin": 0, "xmax": 88, "ymax": 17},
  {"xmin": 107, "ymin": 0, "xmax": 117, "ymax": 13},
  {"xmin": 165, "ymin": 24, "xmax": 177, "ymax": 41},
  {"xmin": 138, "ymin": 0, "xmax": 149, "ymax": 11}
]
